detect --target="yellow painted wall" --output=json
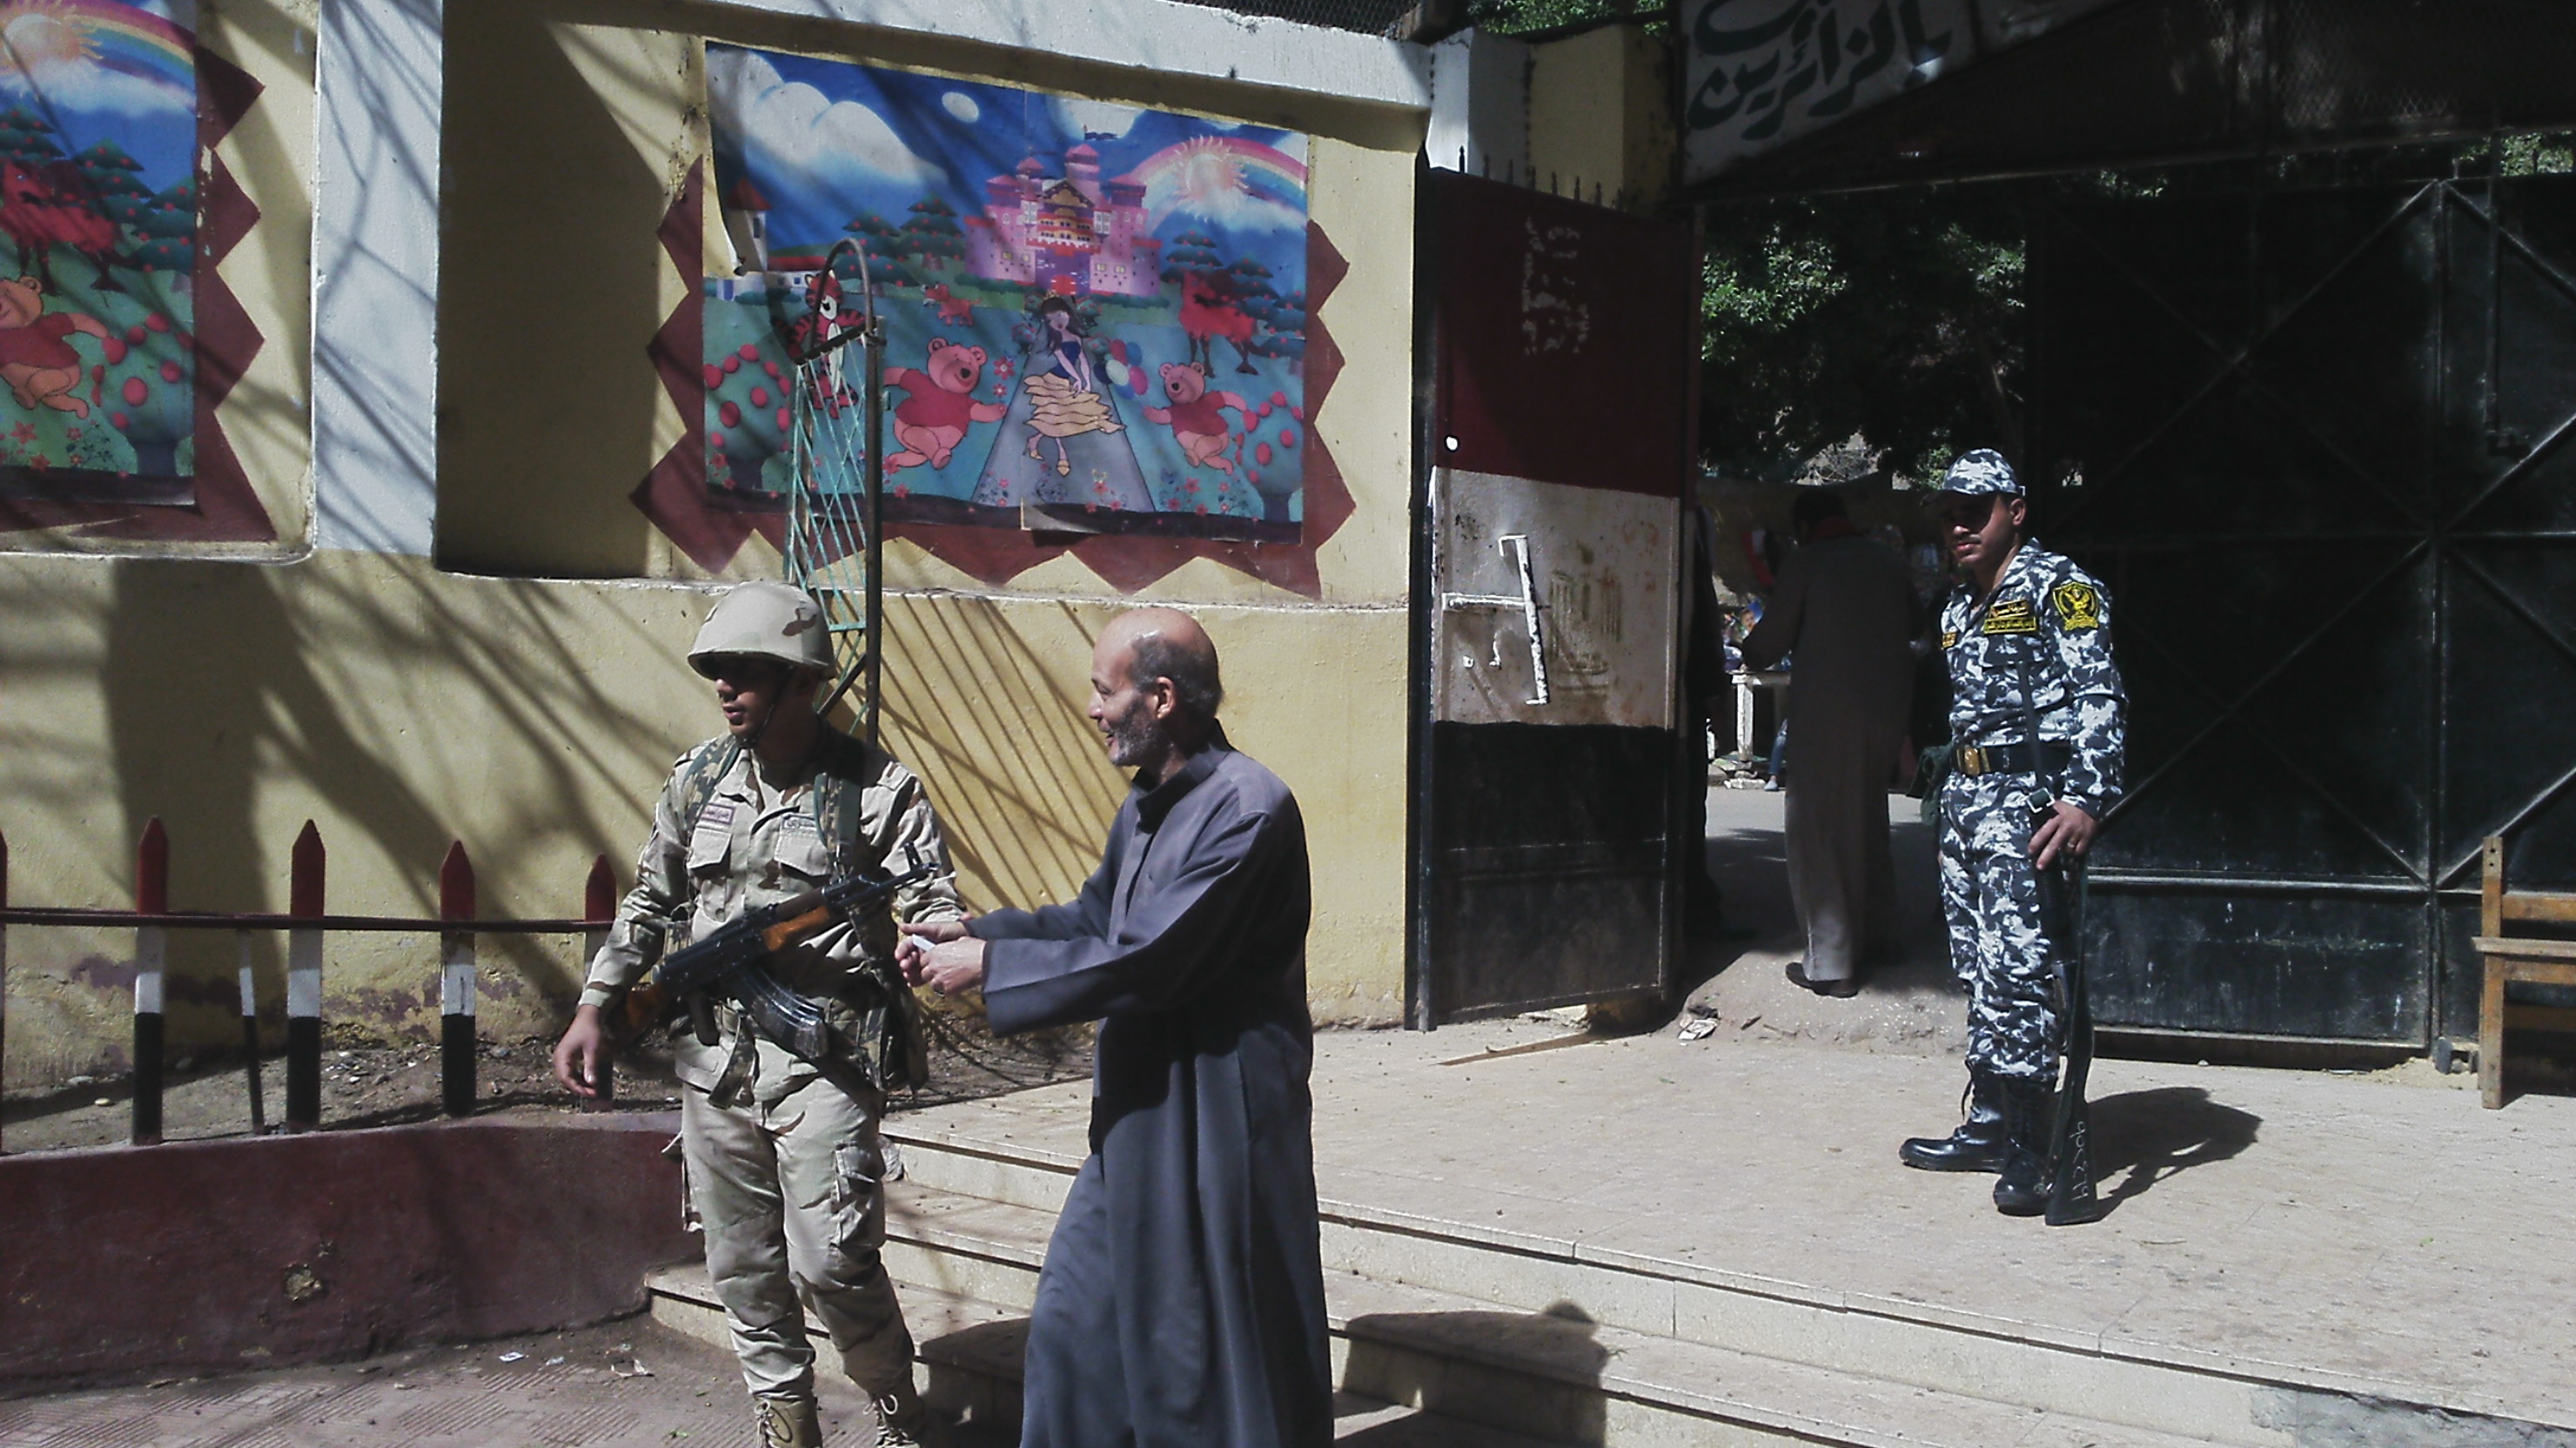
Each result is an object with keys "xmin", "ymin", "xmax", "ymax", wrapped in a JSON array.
[
  {"xmin": 0, "ymin": 2, "xmax": 1422, "ymax": 1089},
  {"xmin": 1527, "ymin": 22, "xmax": 1676, "ymax": 212}
]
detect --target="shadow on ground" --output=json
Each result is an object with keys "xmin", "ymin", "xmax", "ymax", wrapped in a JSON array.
[{"xmin": 2090, "ymin": 1085, "xmax": 2261, "ymax": 1214}]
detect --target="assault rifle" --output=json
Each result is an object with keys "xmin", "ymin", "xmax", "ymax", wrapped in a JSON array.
[
  {"xmin": 619, "ymin": 847, "xmax": 933, "ymax": 1066},
  {"xmin": 2030, "ymin": 812, "xmax": 2100, "ymax": 1226},
  {"xmin": 2015, "ymin": 654, "xmax": 2101, "ymax": 1227}
]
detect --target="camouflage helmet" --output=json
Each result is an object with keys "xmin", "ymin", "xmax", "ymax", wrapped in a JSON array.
[
  {"xmin": 687, "ymin": 581, "xmax": 835, "ymax": 679},
  {"xmin": 1940, "ymin": 448, "xmax": 2023, "ymax": 496}
]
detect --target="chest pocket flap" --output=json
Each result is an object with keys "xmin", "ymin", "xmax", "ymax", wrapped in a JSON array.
[
  {"xmin": 773, "ymin": 820, "xmax": 836, "ymax": 884},
  {"xmin": 686, "ymin": 801, "xmax": 737, "ymax": 875}
]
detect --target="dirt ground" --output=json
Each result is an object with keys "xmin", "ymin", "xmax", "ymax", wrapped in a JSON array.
[
  {"xmin": 0, "ymin": 1316, "xmax": 943, "ymax": 1448},
  {"xmin": 0, "ymin": 1008, "xmax": 1092, "ymax": 1155}
]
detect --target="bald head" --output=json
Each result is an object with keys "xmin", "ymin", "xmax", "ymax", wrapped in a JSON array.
[
  {"xmin": 1089, "ymin": 608, "xmax": 1222, "ymax": 772},
  {"xmin": 1099, "ymin": 607, "xmax": 1223, "ymax": 721}
]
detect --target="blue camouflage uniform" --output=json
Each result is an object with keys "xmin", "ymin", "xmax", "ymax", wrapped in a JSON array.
[{"xmin": 1935, "ymin": 452, "xmax": 2125, "ymax": 1083}]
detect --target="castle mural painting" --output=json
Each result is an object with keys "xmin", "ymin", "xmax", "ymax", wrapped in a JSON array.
[
  {"xmin": 0, "ymin": 0, "xmax": 198, "ymax": 507},
  {"xmin": 704, "ymin": 45, "xmax": 1311, "ymax": 540}
]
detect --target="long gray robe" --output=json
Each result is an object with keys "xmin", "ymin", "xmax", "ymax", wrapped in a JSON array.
[
  {"xmin": 1743, "ymin": 532, "xmax": 1917, "ymax": 981},
  {"xmin": 974, "ymin": 733, "xmax": 1330, "ymax": 1448}
]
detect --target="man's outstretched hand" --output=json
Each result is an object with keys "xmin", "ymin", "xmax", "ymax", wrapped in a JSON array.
[{"xmin": 900, "ymin": 921, "xmax": 987, "ymax": 997}]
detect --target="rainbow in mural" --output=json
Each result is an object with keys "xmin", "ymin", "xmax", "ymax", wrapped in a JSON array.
[
  {"xmin": 0, "ymin": 0, "xmax": 199, "ymax": 505},
  {"xmin": 704, "ymin": 44, "xmax": 1311, "ymax": 540}
]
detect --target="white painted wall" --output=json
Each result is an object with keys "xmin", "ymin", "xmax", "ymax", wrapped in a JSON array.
[
  {"xmin": 312, "ymin": 0, "xmax": 444, "ymax": 557},
  {"xmin": 1426, "ymin": 28, "xmax": 1530, "ymax": 178}
]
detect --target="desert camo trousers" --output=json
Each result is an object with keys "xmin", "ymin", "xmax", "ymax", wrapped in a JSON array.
[
  {"xmin": 680, "ymin": 1072, "xmax": 918, "ymax": 1402},
  {"xmin": 1938, "ymin": 770, "xmax": 2067, "ymax": 1083}
]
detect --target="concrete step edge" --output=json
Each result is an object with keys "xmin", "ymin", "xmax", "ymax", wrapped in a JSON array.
[
  {"xmin": 880, "ymin": 1128, "xmax": 2552, "ymax": 1434},
  {"xmin": 648, "ymin": 1256, "xmax": 2246, "ymax": 1448},
  {"xmin": 874, "ymin": 1162, "xmax": 2271, "ymax": 1440}
]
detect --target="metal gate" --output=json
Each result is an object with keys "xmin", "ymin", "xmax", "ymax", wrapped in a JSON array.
[
  {"xmin": 2029, "ymin": 174, "xmax": 2576, "ymax": 1045},
  {"xmin": 1410, "ymin": 171, "xmax": 1700, "ymax": 1026}
]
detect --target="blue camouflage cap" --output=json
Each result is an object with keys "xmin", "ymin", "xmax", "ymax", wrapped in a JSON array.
[{"xmin": 1939, "ymin": 448, "xmax": 2023, "ymax": 496}]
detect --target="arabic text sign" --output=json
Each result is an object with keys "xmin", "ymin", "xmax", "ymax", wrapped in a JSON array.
[{"xmin": 1680, "ymin": 0, "xmax": 1971, "ymax": 183}]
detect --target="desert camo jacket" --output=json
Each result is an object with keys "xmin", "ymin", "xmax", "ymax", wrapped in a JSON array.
[
  {"xmin": 1939, "ymin": 541, "xmax": 2127, "ymax": 814},
  {"xmin": 579, "ymin": 732, "xmax": 961, "ymax": 1089}
]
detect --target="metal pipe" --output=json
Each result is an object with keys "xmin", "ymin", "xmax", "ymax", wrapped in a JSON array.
[
  {"xmin": 2084, "ymin": 872, "xmax": 2440, "ymax": 898},
  {"xmin": 864, "ymin": 312, "xmax": 886, "ymax": 752},
  {"xmin": 0, "ymin": 908, "xmax": 612, "ymax": 932}
]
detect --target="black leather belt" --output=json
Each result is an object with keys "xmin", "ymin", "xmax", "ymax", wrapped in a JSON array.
[{"xmin": 1954, "ymin": 740, "xmax": 2074, "ymax": 779}]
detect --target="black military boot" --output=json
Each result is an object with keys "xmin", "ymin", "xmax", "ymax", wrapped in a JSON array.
[
  {"xmin": 1991, "ymin": 1077, "xmax": 2056, "ymax": 1217},
  {"xmin": 1899, "ymin": 1070, "xmax": 2008, "ymax": 1172}
]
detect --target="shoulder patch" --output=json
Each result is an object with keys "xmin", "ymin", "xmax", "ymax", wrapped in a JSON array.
[
  {"xmin": 1941, "ymin": 628, "xmax": 1960, "ymax": 650},
  {"xmin": 1982, "ymin": 597, "xmax": 2039, "ymax": 635},
  {"xmin": 2050, "ymin": 581, "xmax": 2103, "ymax": 632}
]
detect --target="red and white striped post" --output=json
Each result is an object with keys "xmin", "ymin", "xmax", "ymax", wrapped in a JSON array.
[
  {"xmin": 581, "ymin": 854, "xmax": 617, "ymax": 1111},
  {"xmin": 236, "ymin": 930, "xmax": 265, "ymax": 1135},
  {"xmin": 439, "ymin": 842, "xmax": 477, "ymax": 1117},
  {"xmin": 285, "ymin": 822, "xmax": 325, "ymax": 1132},
  {"xmin": 131, "ymin": 818, "xmax": 168, "ymax": 1147}
]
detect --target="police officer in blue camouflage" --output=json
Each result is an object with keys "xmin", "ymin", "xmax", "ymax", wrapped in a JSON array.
[{"xmin": 1900, "ymin": 450, "xmax": 2125, "ymax": 1216}]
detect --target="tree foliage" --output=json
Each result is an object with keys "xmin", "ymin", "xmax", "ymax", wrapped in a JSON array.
[{"xmin": 1699, "ymin": 188, "xmax": 2027, "ymax": 482}]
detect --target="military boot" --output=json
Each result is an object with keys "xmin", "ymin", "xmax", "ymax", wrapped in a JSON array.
[
  {"xmin": 1898, "ymin": 1069, "xmax": 2008, "ymax": 1172},
  {"xmin": 1991, "ymin": 1077, "xmax": 2056, "ymax": 1217},
  {"xmin": 871, "ymin": 1384, "xmax": 948, "ymax": 1448},
  {"xmin": 754, "ymin": 1394, "xmax": 824, "ymax": 1448}
]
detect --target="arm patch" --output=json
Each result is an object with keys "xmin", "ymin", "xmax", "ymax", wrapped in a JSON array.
[{"xmin": 2051, "ymin": 582, "xmax": 2103, "ymax": 631}]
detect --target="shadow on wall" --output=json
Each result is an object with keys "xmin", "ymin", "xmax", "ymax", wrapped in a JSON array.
[
  {"xmin": 882, "ymin": 597, "xmax": 1128, "ymax": 915},
  {"xmin": 436, "ymin": 0, "xmax": 675, "ymax": 577},
  {"xmin": 37, "ymin": 556, "xmax": 690, "ymax": 1060}
]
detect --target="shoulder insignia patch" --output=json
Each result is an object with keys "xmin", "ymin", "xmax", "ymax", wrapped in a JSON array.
[
  {"xmin": 1982, "ymin": 598, "xmax": 2039, "ymax": 635},
  {"xmin": 1942, "ymin": 628, "xmax": 1960, "ymax": 650},
  {"xmin": 2051, "ymin": 581, "xmax": 2103, "ymax": 631}
]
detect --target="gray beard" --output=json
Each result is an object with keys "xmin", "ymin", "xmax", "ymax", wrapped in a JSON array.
[{"xmin": 1106, "ymin": 710, "xmax": 1166, "ymax": 770}]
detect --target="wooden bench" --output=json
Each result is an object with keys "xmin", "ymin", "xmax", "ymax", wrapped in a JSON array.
[{"xmin": 2472, "ymin": 834, "xmax": 2576, "ymax": 1108}]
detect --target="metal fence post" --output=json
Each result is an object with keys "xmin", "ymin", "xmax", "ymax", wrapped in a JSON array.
[
  {"xmin": 132, "ymin": 818, "xmax": 167, "ymax": 1147},
  {"xmin": 581, "ymin": 854, "xmax": 616, "ymax": 1112},
  {"xmin": 439, "ymin": 842, "xmax": 476, "ymax": 1117},
  {"xmin": 237, "ymin": 930, "xmax": 265, "ymax": 1135},
  {"xmin": 285, "ymin": 821, "xmax": 325, "ymax": 1131}
]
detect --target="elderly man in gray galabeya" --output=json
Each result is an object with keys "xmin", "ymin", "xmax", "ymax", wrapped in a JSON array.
[
  {"xmin": 901, "ymin": 607, "xmax": 1332, "ymax": 1448},
  {"xmin": 553, "ymin": 580, "xmax": 963, "ymax": 1448},
  {"xmin": 1741, "ymin": 486, "xmax": 1918, "ymax": 998}
]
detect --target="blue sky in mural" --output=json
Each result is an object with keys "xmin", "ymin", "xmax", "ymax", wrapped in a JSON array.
[
  {"xmin": 0, "ymin": 0, "xmax": 200, "ymax": 190},
  {"xmin": 706, "ymin": 44, "xmax": 1309, "ymax": 292}
]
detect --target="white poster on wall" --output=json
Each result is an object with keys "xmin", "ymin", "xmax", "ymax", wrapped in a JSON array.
[{"xmin": 1432, "ymin": 470, "xmax": 1678, "ymax": 730}]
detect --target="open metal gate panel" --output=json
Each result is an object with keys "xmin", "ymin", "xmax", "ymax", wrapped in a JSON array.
[
  {"xmin": 2029, "ymin": 174, "xmax": 2576, "ymax": 1044},
  {"xmin": 1411, "ymin": 170, "xmax": 1701, "ymax": 1028}
]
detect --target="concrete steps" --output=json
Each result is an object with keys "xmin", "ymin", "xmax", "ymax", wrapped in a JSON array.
[
  {"xmin": 841, "ymin": 1123, "xmax": 2563, "ymax": 1448},
  {"xmin": 648, "ymin": 1129, "xmax": 2250, "ymax": 1448}
]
